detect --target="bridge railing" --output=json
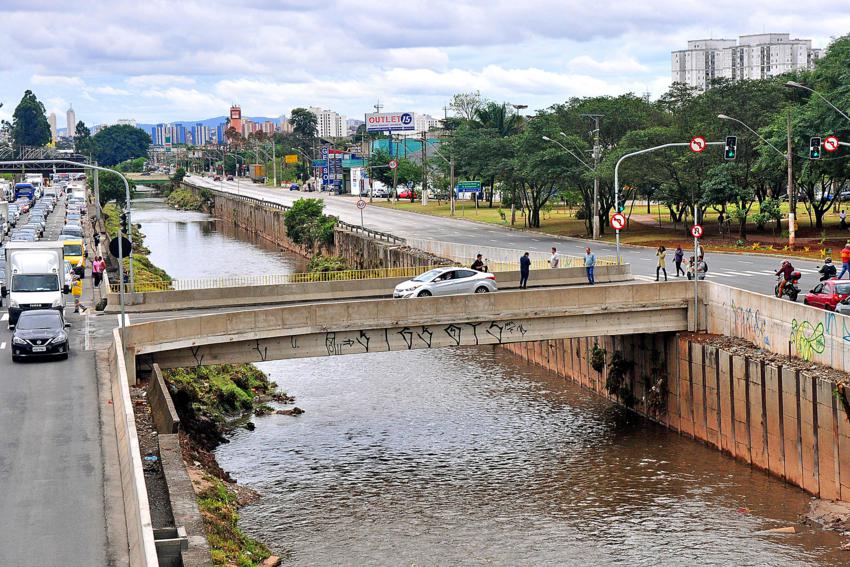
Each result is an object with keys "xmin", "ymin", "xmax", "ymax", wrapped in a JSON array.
[{"xmin": 404, "ymin": 238, "xmax": 617, "ymax": 269}]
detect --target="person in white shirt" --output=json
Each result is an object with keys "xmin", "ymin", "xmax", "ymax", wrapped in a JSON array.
[{"xmin": 550, "ymin": 247, "xmax": 560, "ymax": 269}]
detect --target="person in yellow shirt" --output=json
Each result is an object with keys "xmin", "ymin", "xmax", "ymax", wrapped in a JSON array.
[{"xmin": 71, "ymin": 274, "xmax": 83, "ymax": 313}]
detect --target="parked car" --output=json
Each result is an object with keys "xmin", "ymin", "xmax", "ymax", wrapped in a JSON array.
[
  {"xmin": 804, "ymin": 279, "xmax": 850, "ymax": 311},
  {"xmin": 213, "ymin": 175, "xmax": 222, "ymax": 181},
  {"xmin": 10, "ymin": 309, "xmax": 70, "ymax": 362},
  {"xmin": 398, "ymin": 189, "xmax": 418, "ymax": 199},
  {"xmin": 289, "ymin": 183, "xmax": 300, "ymax": 191},
  {"xmin": 393, "ymin": 267, "xmax": 497, "ymax": 298}
]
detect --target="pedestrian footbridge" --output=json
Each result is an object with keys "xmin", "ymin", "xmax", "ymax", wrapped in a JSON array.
[{"xmin": 123, "ymin": 281, "xmax": 697, "ymax": 381}]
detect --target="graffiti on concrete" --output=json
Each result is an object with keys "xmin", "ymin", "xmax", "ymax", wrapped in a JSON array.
[
  {"xmin": 731, "ymin": 300, "xmax": 769, "ymax": 346},
  {"xmin": 824, "ymin": 312, "xmax": 850, "ymax": 344},
  {"xmin": 790, "ymin": 319, "xmax": 826, "ymax": 361}
]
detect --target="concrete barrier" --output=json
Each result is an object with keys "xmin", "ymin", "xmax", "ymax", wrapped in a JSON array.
[
  {"xmin": 106, "ymin": 263, "xmax": 632, "ymax": 312},
  {"xmin": 148, "ymin": 364, "xmax": 180, "ymax": 435},
  {"xmin": 108, "ymin": 328, "xmax": 159, "ymax": 566}
]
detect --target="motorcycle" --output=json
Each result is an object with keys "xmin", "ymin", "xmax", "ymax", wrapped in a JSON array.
[
  {"xmin": 775, "ymin": 272, "xmax": 801, "ymax": 301},
  {"xmin": 818, "ymin": 265, "xmax": 837, "ymax": 281}
]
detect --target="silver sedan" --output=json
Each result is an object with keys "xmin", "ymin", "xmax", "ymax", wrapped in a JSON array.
[{"xmin": 394, "ymin": 267, "xmax": 498, "ymax": 298}]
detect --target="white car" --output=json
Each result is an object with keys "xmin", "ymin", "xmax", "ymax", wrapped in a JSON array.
[{"xmin": 394, "ymin": 267, "xmax": 498, "ymax": 298}]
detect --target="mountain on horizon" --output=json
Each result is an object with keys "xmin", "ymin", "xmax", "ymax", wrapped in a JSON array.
[{"xmin": 136, "ymin": 115, "xmax": 281, "ymax": 132}]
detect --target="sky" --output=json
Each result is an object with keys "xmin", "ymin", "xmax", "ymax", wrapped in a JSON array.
[{"xmin": 1, "ymin": 1, "xmax": 848, "ymax": 129}]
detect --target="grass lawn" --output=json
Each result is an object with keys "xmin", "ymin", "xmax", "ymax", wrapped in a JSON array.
[{"xmin": 374, "ymin": 199, "xmax": 850, "ymax": 259}]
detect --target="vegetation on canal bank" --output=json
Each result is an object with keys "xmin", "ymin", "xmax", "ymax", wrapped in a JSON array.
[
  {"xmin": 164, "ymin": 364, "xmax": 289, "ymax": 566},
  {"xmin": 103, "ymin": 203, "xmax": 172, "ymax": 287},
  {"xmin": 307, "ymin": 254, "xmax": 349, "ymax": 273},
  {"xmin": 165, "ymin": 188, "xmax": 204, "ymax": 211}
]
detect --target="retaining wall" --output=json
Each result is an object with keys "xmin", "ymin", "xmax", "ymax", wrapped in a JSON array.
[{"xmin": 503, "ymin": 333, "xmax": 850, "ymax": 502}]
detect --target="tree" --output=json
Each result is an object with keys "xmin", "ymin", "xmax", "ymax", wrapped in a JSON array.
[
  {"xmin": 89, "ymin": 171, "xmax": 135, "ymax": 206},
  {"xmin": 90, "ymin": 125, "xmax": 151, "ymax": 166},
  {"xmin": 290, "ymin": 108, "xmax": 317, "ymax": 139},
  {"xmin": 449, "ymin": 91, "xmax": 483, "ymax": 122},
  {"xmin": 11, "ymin": 90, "xmax": 51, "ymax": 147},
  {"xmin": 74, "ymin": 121, "xmax": 93, "ymax": 155},
  {"xmin": 283, "ymin": 198, "xmax": 336, "ymax": 249}
]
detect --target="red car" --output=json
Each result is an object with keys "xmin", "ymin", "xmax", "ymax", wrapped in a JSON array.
[
  {"xmin": 213, "ymin": 175, "xmax": 222, "ymax": 181},
  {"xmin": 398, "ymin": 189, "xmax": 418, "ymax": 199},
  {"xmin": 803, "ymin": 279, "xmax": 850, "ymax": 310}
]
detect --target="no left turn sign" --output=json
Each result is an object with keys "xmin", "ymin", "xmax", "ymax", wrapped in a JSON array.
[
  {"xmin": 610, "ymin": 212, "xmax": 626, "ymax": 231},
  {"xmin": 691, "ymin": 224, "xmax": 703, "ymax": 238},
  {"xmin": 824, "ymin": 135, "xmax": 840, "ymax": 153},
  {"xmin": 388, "ymin": 160, "xmax": 399, "ymax": 170},
  {"xmin": 689, "ymin": 136, "xmax": 707, "ymax": 153}
]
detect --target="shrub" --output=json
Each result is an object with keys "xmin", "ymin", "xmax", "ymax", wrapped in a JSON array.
[{"xmin": 283, "ymin": 198, "xmax": 336, "ymax": 249}]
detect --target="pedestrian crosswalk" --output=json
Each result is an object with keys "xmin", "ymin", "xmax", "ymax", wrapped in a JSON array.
[{"xmin": 633, "ymin": 266, "xmax": 822, "ymax": 282}]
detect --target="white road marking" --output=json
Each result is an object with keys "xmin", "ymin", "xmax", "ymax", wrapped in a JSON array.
[
  {"xmin": 0, "ymin": 314, "xmax": 7, "ymax": 322},
  {"xmin": 708, "ymin": 272, "xmax": 736, "ymax": 277},
  {"xmin": 0, "ymin": 342, "xmax": 5, "ymax": 350},
  {"xmin": 633, "ymin": 275, "xmax": 655, "ymax": 281},
  {"xmin": 797, "ymin": 268, "xmax": 819, "ymax": 274}
]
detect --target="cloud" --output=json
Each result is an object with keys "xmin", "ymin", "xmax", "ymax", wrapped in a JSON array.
[
  {"xmin": 567, "ymin": 55, "xmax": 649, "ymax": 74},
  {"xmin": 88, "ymin": 85, "xmax": 130, "ymax": 96},
  {"xmin": 31, "ymin": 75, "xmax": 85, "ymax": 88},
  {"xmin": 126, "ymin": 75, "xmax": 196, "ymax": 87}
]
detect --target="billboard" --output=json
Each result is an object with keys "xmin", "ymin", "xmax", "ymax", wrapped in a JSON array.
[
  {"xmin": 284, "ymin": 154, "xmax": 299, "ymax": 164},
  {"xmin": 366, "ymin": 112, "xmax": 415, "ymax": 133}
]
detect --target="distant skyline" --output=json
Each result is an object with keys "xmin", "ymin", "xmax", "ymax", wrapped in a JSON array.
[{"xmin": 1, "ymin": 2, "xmax": 848, "ymax": 127}]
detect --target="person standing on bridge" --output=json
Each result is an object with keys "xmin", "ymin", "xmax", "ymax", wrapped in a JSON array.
[
  {"xmin": 550, "ymin": 247, "xmax": 560, "ymax": 269},
  {"xmin": 471, "ymin": 254, "xmax": 486, "ymax": 272},
  {"xmin": 655, "ymin": 246, "xmax": 668, "ymax": 282},
  {"xmin": 839, "ymin": 243, "xmax": 850, "ymax": 279},
  {"xmin": 584, "ymin": 247, "xmax": 596, "ymax": 285},
  {"xmin": 92, "ymin": 255, "xmax": 106, "ymax": 288},
  {"xmin": 673, "ymin": 246, "xmax": 685, "ymax": 277},
  {"xmin": 519, "ymin": 252, "xmax": 531, "ymax": 288}
]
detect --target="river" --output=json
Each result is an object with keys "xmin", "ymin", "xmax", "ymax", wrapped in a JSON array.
[{"xmin": 138, "ymin": 197, "xmax": 847, "ymax": 566}]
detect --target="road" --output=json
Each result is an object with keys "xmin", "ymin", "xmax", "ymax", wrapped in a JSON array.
[
  {"xmin": 0, "ymin": 196, "xmax": 111, "ymax": 565},
  {"xmin": 187, "ymin": 175, "xmax": 825, "ymax": 296}
]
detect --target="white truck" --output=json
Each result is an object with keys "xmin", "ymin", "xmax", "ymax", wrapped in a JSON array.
[
  {"xmin": 24, "ymin": 174, "xmax": 44, "ymax": 199},
  {"xmin": 4, "ymin": 242, "xmax": 67, "ymax": 327}
]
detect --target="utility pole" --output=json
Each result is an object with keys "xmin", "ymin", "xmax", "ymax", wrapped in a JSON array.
[
  {"xmin": 421, "ymin": 130, "xmax": 428, "ymax": 205},
  {"xmin": 582, "ymin": 114, "xmax": 603, "ymax": 240},
  {"xmin": 786, "ymin": 109, "xmax": 796, "ymax": 246},
  {"xmin": 365, "ymin": 112, "xmax": 373, "ymax": 203}
]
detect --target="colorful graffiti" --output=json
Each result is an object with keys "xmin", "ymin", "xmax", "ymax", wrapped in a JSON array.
[
  {"xmin": 790, "ymin": 319, "xmax": 826, "ymax": 361},
  {"xmin": 824, "ymin": 312, "xmax": 850, "ymax": 344},
  {"xmin": 731, "ymin": 300, "xmax": 770, "ymax": 346}
]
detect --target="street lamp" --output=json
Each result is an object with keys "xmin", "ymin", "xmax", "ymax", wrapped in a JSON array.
[
  {"xmin": 785, "ymin": 81, "xmax": 850, "ymax": 123},
  {"xmin": 717, "ymin": 113, "xmax": 797, "ymax": 246},
  {"xmin": 542, "ymin": 135, "xmax": 600, "ymax": 238}
]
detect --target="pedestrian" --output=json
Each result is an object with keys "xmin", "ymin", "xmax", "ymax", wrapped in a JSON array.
[
  {"xmin": 584, "ymin": 247, "xmax": 596, "ymax": 284},
  {"xmin": 550, "ymin": 247, "xmax": 560, "ymax": 269},
  {"xmin": 92, "ymin": 255, "xmax": 106, "ymax": 287},
  {"xmin": 839, "ymin": 243, "xmax": 850, "ymax": 279},
  {"xmin": 687, "ymin": 256, "xmax": 695, "ymax": 280},
  {"xmin": 717, "ymin": 212, "xmax": 725, "ymax": 235},
  {"xmin": 655, "ymin": 245, "xmax": 668, "ymax": 281},
  {"xmin": 697, "ymin": 255, "xmax": 708, "ymax": 280},
  {"xmin": 71, "ymin": 273, "xmax": 83, "ymax": 313},
  {"xmin": 93, "ymin": 231, "xmax": 101, "ymax": 250},
  {"xmin": 841, "ymin": 210, "xmax": 847, "ymax": 230},
  {"xmin": 519, "ymin": 252, "xmax": 531, "ymax": 288},
  {"xmin": 673, "ymin": 245, "xmax": 685, "ymax": 277},
  {"xmin": 471, "ymin": 254, "xmax": 485, "ymax": 272}
]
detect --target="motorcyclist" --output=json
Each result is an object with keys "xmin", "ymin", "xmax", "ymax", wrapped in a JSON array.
[
  {"xmin": 776, "ymin": 260, "xmax": 795, "ymax": 296},
  {"xmin": 820, "ymin": 258, "xmax": 837, "ymax": 281}
]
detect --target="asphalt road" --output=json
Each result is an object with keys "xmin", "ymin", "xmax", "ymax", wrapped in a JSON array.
[
  {"xmin": 188, "ymin": 175, "xmax": 827, "ymax": 296},
  {"xmin": 0, "ymin": 196, "xmax": 109, "ymax": 565}
]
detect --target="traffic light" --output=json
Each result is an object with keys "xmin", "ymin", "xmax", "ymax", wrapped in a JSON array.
[
  {"xmin": 724, "ymin": 136, "xmax": 737, "ymax": 160},
  {"xmin": 119, "ymin": 212, "xmax": 129, "ymax": 235},
  {"xmin": 810, "ymin": 137, "xmax": 822, "ymax": 160}
]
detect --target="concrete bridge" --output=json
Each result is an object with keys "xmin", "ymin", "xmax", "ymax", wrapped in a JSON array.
[{"xmin": 124, "ymin": 281, "xmax": 696, "ymax": 380}]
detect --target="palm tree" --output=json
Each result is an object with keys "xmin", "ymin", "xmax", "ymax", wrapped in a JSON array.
[{"xmin": 473, "ymin": 102, "xmax": 523, "ymax": 206}]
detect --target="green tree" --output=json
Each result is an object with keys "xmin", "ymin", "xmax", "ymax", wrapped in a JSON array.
[
  {"xmin": 11, "ymin": 90, "xmax": 51, "ymax": 147},
  {"xmin": 89, "ymin": 171, "xmax": 135, "ymax": 206},
  {"xmin": 290, "ymin": 108, "xmax": 317, "ymax": 139},
  {"xmin": 90, "ymin": 124, "xmax": 151, "ymax": 166},
  {"xmin": 283, "ymin": 198, "xmax": 335, "ymax": 249},
  {"xmin": 75, "ymin": 121, "xmax": 94, "ymax": 156}
]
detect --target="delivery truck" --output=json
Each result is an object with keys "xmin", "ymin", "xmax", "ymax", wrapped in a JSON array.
[
  {"xmin": 248, "ymin": 164, "xmax": 266, "ymax": 184},
  {"xmin": 4, "ymin": 242, "xmax": 67, "ymax": 327}
]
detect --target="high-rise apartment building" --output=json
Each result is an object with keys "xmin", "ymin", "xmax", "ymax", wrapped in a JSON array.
[
  {"xmin": 308, "ymin": 107, "xmax": 347, "ymax": 139},
  {"xmin": 672, "ymin": 33, "xmax": 822, "ymax": 91},
  {"xmin": 48, "ymin": 112, "xmax": 57, "ymax": 143},
  {"xmin": 66, "ymin": 105, "xmax": 76, "ymax": 137}
]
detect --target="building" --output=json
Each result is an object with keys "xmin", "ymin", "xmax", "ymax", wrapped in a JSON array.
[
  {"xmin": 412, "ymin": 113, "xmax": 441, "ymax": 135},
  {"xmin": 228, "ymin": 105, "xmax": 242, "ymax": 135},
  {"xmin": 116, "ymin": 119, "xmax": 136, "ymax": 127},
  {"xmin": 279, "ymin": 115, "xmax": 293, "ymax": 134},
  {"xmin": 48, "ymin": 112, "xmax": 57, "ymax": 143},
  {"xmin": 193, "ymin": 123, "xmax": 211, "ymax": 146},
  {"xmin": 66, "ymin": 105, "xmax": 76, "ymax": 137},
  {"xmin": 672, "ymin": 33, "xmax": 823, "ymax": 91},
  {"xmin": 309, "ymin": 107, "xmax": 347, "ymax": 138}
]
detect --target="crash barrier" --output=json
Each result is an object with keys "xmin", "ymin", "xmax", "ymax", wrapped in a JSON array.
[
  {"xmin": 106, "ymin": 264, "xmax": 633, "ymax": 313},
  {"xmin": 107, "ymin": 328, "xmax": 159, "ymax": 566}
]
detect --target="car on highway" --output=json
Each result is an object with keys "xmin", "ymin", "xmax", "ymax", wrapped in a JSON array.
[
  {"xmin": 213, "ymin": 175, "xmax": 222, "ymax": 181},
  {"xmin": 393, "ymin": 267, "xmax": 497, "ymax": 298},
  {"xmin": 10, "ymin": 309, "xmax": 70, "ymax": 362},
  {"xmin": 804, "ymin": 279, "xmax": 850, "ymax": 311},
  {"xmin": 289, "ymin": 183, "xmax": 299, "ymax": 191},
  {"xmin": 59, "ymin": 225, "xmax": 83, "ymax": 239},
  {"xmin": 10, "ymin": 231, "xmax": 36, "ymax": 242},
  {"xmin": 226, "ymin": 175, "xmax": 234, "ymax": 181}
]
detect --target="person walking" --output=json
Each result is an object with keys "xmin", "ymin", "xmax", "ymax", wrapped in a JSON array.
[
  {"xmin": 840, "ymin": 210, "xmax": 847, "ymax": 230},
  {"xmin": 71, "ymin": 273, "xmax": 83, "ymax": 313},
  {"xmin": 839, "ymin": 243, "xmax": 850, "ymax": 279},
  {"xmin": 519, "ymin": 252, "xmax": 531, "ymax": 289},
  {"xmin": 655, "ymin": 245, "xmax": 668, "ymax": 281},
  {"xmin": 673, "ymin": 246, "xmax": 685, "ymax": 277},
  {"xmin": 550, "ymin": 247, "xmax": 560, "ymax": 269},
  {"xmin": 93, "ymin": 231, "xmax": 101, "ymax": 250},
  {"xmin": 584, "ymin": 247, "xmax": 596, "ymax": 284},
  {"xmin": 471, "ymin": 254, "xmax": 485, "ymax": 271},
  {"xmin": 92, "ymin": 255, "xmax": 106, "ymax": 287}
]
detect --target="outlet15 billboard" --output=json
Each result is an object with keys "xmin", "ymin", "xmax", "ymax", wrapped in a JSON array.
[{"xmin": 366, "ymin": 112, "xmax": 415, "ymax": 132}]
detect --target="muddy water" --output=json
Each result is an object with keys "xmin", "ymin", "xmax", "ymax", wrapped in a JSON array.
[
  {"xmin": 217, "ymin": 350, "xmax": 847, "ymax": 566},
  {"xmin": 131, "ymin": 198, "xmax": 307, "ymax": 278}
]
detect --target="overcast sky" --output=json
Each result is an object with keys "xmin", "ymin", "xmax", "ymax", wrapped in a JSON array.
[{"xmin": 1, "ymin": 1, "xmax": 848, "ymax": 128}]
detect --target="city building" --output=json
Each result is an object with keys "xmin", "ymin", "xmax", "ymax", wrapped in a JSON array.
[
  {"xmin": 228, "ymin": 105, "xmax": 242, "ymax": 134},
  {"xmin": 48, "ymin": 112, "xmax": 57, "ymax": 143},
  {"xmin": 116, "ymin": 119, "xmax": 137, "ymax": 127},
  {"xmin": 412, "ymin": 113, "xmax": 441, "ymax": 135},
  {"xmin": 672, "ymin": 33, "xmax": 822, "ymax": 91},
  {"xmin": 309, "ymin": 107, "xmax": 347, "ymax": 138},
  {"xmin": 279, "ymin": 115, "xmax": 293, "ymax": 134},
  {"xmin": 66, "ymin": 105, "xmax": 76, "ymax": 137}
]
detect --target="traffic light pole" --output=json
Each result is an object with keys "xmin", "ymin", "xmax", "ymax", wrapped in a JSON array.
[{"xmin": 614, "ymin": 141, "xmax": 724, "ymax": 264}]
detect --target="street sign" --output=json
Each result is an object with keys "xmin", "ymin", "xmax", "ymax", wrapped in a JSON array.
[
  {"xmin": 388, "ymin": 159, "xmax": 399, "ymax": 170},
  {"xmin": 285, "ymin": 154, "xmax": 299, "ymax": 164},
  {"xmin": 689, "ymin": 136, "xmax": 706, "ymax": 153},
  {"xmin": 356, "ymin": 199, "xmax": 367, "ymax": 210},
  {"xmin": 691, "ymin": 224, "xmax": 703, "ymax": 238},
  {"xmin": 610, "ymin": 212, "xmax": 626, "ymax": 231},
  {"xmin": 455, "ymin": 180, "xmax": 482, "ymax": 192},
  {"xmin": 108, "ymin": 236, "xmax": 133, "ymax": 259},
  {"xmin": 824, "ymin": 135, "xmax": 840, "ymax": 153}
]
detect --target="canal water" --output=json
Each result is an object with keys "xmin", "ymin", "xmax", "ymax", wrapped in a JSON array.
[{"xmin": 139, "ymin": 197, "xmax": 847, "ymax": 566}]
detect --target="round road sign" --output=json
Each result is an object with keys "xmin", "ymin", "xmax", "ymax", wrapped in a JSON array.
[
  {"xmin": 824, "ymin": 135, "xmax": 840, "ymax": 153},
  {"xmin": 356, "ymin": 199, "xmax": 367, "ymax": 210},
  {"xmin": 108, "ymin": 236, "xmax": 133, "ymax": 259},
  {"xmin": 691, "ymin": 224, "xmax": 703, "ymax": 238},
  {"xmin": 388, "ymin": 160, "xmax": 399, "ymax": 170},
  {"xmin": 689, "ymin": 136, "xmax": 707, "ymax": 153},
  {"xmin": 610, "ymin": 212, "xmax": 626, "ymax": 231}
]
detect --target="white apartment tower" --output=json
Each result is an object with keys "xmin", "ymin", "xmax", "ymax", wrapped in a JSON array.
[
  {"xmin": 66, "ymin": 105, "xmax": 76, "ymax": 137},
  {"xmin": 672, "ymin": 33, "xmax": 823, "ymax": 91},
  {"xmin": 308, "ymin": 107, "xmax": 346, "ymax": 139},
  {"xmin": 48, "ymin": 112, "xmax": 57, "ymax": 143}
]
